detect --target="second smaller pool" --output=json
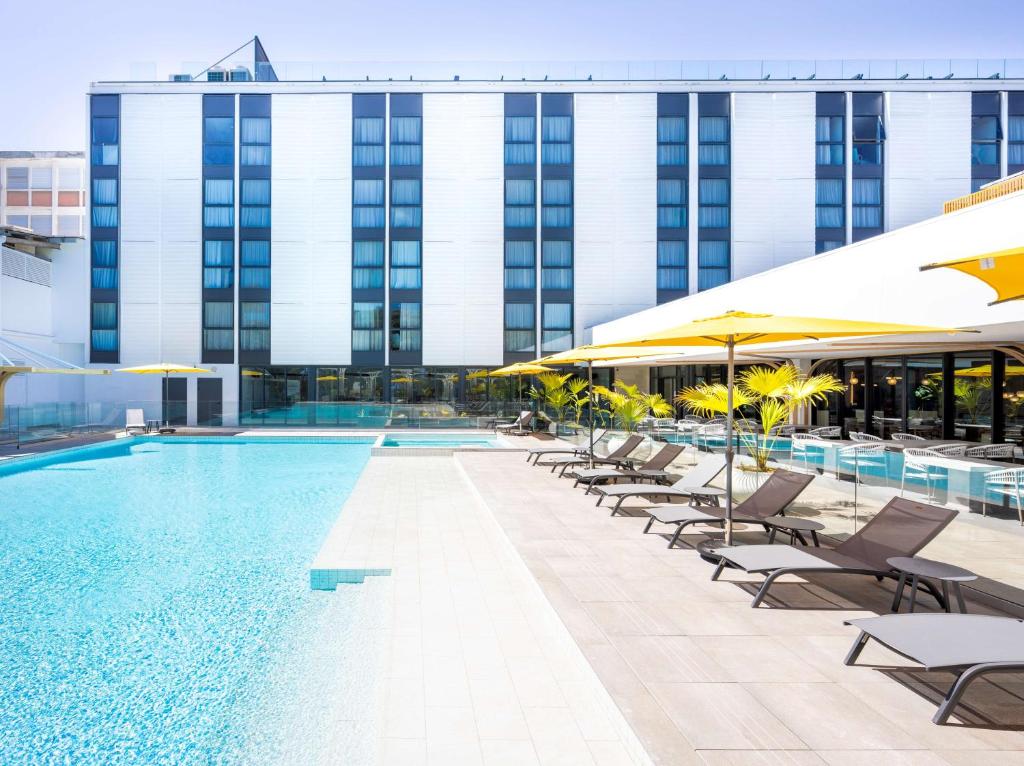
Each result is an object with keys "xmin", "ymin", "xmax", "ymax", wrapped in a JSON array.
[{"xmin": 379, "ymin": 434, "xmax": 501, "ymax": 448}]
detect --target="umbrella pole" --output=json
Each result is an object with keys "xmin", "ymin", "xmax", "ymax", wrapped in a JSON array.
[
  {"xmin": 588, "ymin": 361, "xmax": 594, "ymax": 469},
  {"xmin": 724, "ymin": 338, "xmax": 735, "ymax": 546}
]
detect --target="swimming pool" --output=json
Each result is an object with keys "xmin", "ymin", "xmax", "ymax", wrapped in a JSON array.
[
  {"xmin": 379, "ymin": 433, "xmax": 501, "ymax": 448},
  {"xmin": 0, "ymin": 437, "xmax": 380, "ymax": 764}
]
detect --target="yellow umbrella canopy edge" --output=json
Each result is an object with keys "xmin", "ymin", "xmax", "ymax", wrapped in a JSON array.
[
  {"xmin": 488, "ymin": 362, "xmax": 556, "ymax": 377},
  {"xmin": 116, "ymin": 363, "xmax": 213, "ymax": 374},
  {"xmin": 921, "ymin": 246, "xmax": 1024, "ymax": 305}
]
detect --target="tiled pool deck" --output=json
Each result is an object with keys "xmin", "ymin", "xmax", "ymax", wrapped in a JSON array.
[{"xmin": 322, "ymin": 436, "xmax": 1024, "ymax": 765}]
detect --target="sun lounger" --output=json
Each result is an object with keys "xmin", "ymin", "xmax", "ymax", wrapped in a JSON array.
[
  {"xmin": 495, "ymin": 410, "xmax": 532, "ymax": 435},
  {"xmin": 571, "ymin": 442, "xmax": 685, "ymax": 490},
  {"xmin": 712, "ymin": 496, "xmax": 957, "ymax": 607},
  {"xmin": 125, "ymin": 408, "xmax": 147, "ymax": 435},
  {"xmin": 597, "ymin": 453, "xmax": 728, "ymax": 514},
  {"xmin": 526, "ymin": 428, "xmax": 608, "ymax": 464},
  {"xmin": 844, "ymin": 613, "xmax": 1024, "ymax": 724},
  {"xmin": 541, "ymin": 435, "xmax": 644, "ymax": 474},
  {"xmin": 641, "ymin": 468, "xmax": 813, "ymax": 547}
]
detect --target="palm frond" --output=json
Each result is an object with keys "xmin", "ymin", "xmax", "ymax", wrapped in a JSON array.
[{"xmin": 738, "ymin": 364, "xmax": 797, "ymax": 399}]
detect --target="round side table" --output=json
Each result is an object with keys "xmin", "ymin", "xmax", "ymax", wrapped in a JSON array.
[{"xmin": 887, "ymin": 556, "xmax": 977, "ymax": 614}]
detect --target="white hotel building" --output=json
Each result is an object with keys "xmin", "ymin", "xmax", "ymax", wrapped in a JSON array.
[{"xmin": 31, "ymin": 49, "xmax": 1024, "ymax": 427}]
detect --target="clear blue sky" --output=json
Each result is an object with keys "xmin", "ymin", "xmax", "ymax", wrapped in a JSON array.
[{"xmin": 3, "ymin": 0, "xmax": 1023, "ymax": 149}]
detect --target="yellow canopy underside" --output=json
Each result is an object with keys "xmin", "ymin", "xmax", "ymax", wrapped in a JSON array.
[
  {"xmin": 489, "ymin": 363, "xmax": 555, "ymax": 377},
  {"xmin": 595, "ymin": 310, "xmax": 968, "ymax": 349},
  {"xmin": 117, "ymin": 363, "xmax": 211, "ymax": 374},
  {"xmin": 535, "ymin": 345, "xmax": 686, "ymax": 364},
  {"xmin": 922, "ymin": 246, "xmax": 1024, "ymax": 305}
]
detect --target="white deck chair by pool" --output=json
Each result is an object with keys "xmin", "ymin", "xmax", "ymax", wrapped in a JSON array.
[{"xmin": 125, "ymin": 409, "xmax": 147, "ymax": 435}]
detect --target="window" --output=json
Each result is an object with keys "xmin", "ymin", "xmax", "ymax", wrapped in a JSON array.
[
  {"xmin": 352, "ymin": 241, "xmax": 384, "ymax": 289},
  {"xmin": 31, "ymin": 168, "xmax": 52, "ymax": 190},
  {"xmin": 353, "ymin": 179, "xmax": 385, "ymax": 228},
  {"xmin": 240, "ymin": 241, "xmax": 270, "ymax": 289},
  {"xmin": 815, "ymin": 179, "xmax": 844, "ymax": 228},
  {"xmin": 542, "ymin": 303, "xmax": 572, "ymax": 352},
  {"xmin": 971, "ymin": 115, "xmax": 1000, "ymax": 166},
  {"xmin": 30, "ymin": 215, "xmax": 52, "ymax": 235},
  {"xmin": 542, "ymin": 116, "xmax": 572, "ymax": 165},
  {"xmin": 657, "ymin": 241, "xmax": 687, "ymax": 291},
  {"xmin": 91, "ymin": 241, "xmax": 117, "ymax": 289},
  {"xmin": 240, "ymin": 117, "xmax": 271, "ymax": 165},
  {"xmin": 353, "ymin": 118, "xmax": 385, "ymax": 167},
  {"xmin": 504, "ymin": 302, "xmax": 535, "ymax": 353},
  {"xmin": 504, "ymin": 179, "xmax": 535, "ymax": 228},
  {"xmin": 390, "ymin": 116, "xmax": 422, "ymax": 166},
  {"xmin": 5, "ymin": 215, "xmax": 28, "ymax": 227},
  {"xmin": 6, "ymin": 167, "xmax": 28, "ymax": 190},
  {"xmin": 203, "ymin": 301, "xmax": 234, "ymax": 351},
  {"xmin": 390, "ymin": 240, "xmax": 422, "ymax": 289},
  {"xmin": 203, "ymin": 240, "xmax": 234, "ymax": 288},
  {"xmin": 240, "ymin": 179, "xmax": 270, "ymax": 227},
  {"xmin": 698, "ymin": 178, "xmax": 728, "ymax": 228},
  {"xmin": 390, "ymin": 302, "xmax": 421, "ymax": 351},
  {"xmin": 240, "ymin": 302, "xmax": 270, "ymax": 351},
  {"xmin": 657, "ymin": 179, "xmax": 686, "ymax": 228},
  {"xmin": 541, "ymin": 179, "xmax": 571, "ymax": 227},
  {"xmin": 698, "ymin": 117, "xmax": 729, "ymax": 165},
  {"xmin": 92, "ymin": 179, "xmax": 118, "ymax": 227},
  {"xmin": 390, "ymin": 179, "xmax": 421, "ymax": 228},
  {"xmin": 91, "ymin": 302, "xmax": 117, "ymax": 351},
  {"xmin": 353, "ymin": 301, "xmax": 384, "ymax": 351},
  {"xmin": 852, "ymin": 116, "xmax": 884, "ymax": 164},
  {"xmin": 57, "ymin": 215, "xmax": 81, "ymax": 236},
  {"xmin": 504, "ymin": 241, "xmax": 535, "ymax": 289},
  {"xmin": 815, "ymin": 240, "xmax": 844, "ymax": 254},
  {"xmin": 657, "ymin": 117, "xmax": 687, "ymax": 166},
  {"xmin": 58, "ymin": 167, "xmax": 82, "ymax": 191},
  {"xmin": 816, "ymin": 116, "xmax": 844, "ymax": 165},
  {"xmin": 504, "ymin": 116, "xmax": 535, "ymax": 165},
  {"xmin": 203, "ymin": 179, "xmax": 233, "ymax": 228},
  {"xmin": 1009, "ymin": 116, "xmax": 1024, "ymax": 165},
  {"xmin": 204, "ymin": 117, "xmax": 234, "ymax": 165},
  {"xmin": 697, "ymin": 240, "xmax": 729, "ymax": 291},
  {"xmin": 852, "ymin": 178, "xmax": 882, "ymax": 228},
  {"xmin": 541, "ymin": 241, "xmax": 572, "ymax": 290},
  {"xmin": 91, "ymin": 117, "xmax": 118, "ymax": 165}
]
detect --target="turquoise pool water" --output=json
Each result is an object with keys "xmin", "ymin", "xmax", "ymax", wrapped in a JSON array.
[
  {"xmin": 380, "ymin": 434, "xmax": 500, "ymax": 448},
  {"xmin": 0, "ymin": 437, "xmax": 380, "ymax": 765}
]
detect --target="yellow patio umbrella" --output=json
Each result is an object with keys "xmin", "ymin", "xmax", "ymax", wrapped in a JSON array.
[
  {"xmin": 536, "ymin": 345, "xmax": 687, "ymax": 467},
  {"xmin": 117, "ymin": 363, "xmax": 212, "ymax": 429},
  {"xmin": 921, "ymin": 246, "xmax": 1024, "ymax": 305},
  {"xmin": 955, "ymin": 364, "xmax": 1024, "ymax": 378},
  {"xmin": 488, "ymin": 362, "xmax": 557, "ymax": 415},
  {"xmin": 595, "ymin": 310, "xmax": 972, "ymax": 547}
]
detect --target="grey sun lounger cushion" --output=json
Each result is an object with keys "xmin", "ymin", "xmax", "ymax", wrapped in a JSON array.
[
  {"xmin": 570, "ymin": 443, "xmax": 684, "ymax": 486},
  {"xmin": 844, "ymin": 613, "xmax": 1024, "ymax": 724},
  {"xmin": 527, "ymin": 429, "xmax": 608, "ymax": 464},
  {"xmin": 595, "ymin": 453, "xmax": 727, "ymax": 511},
  {"xmin": 545, "ymin": 435, "xmax": 645, "ymax": 473},
  {"xmin": 712, "ymin": 496, "xmax": 957, "ymax": 608},
  {"xmin": 642, "ymin": 469, "xmax": 814, "ymax": 547}
]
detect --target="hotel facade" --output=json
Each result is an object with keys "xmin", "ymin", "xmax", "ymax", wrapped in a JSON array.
[{"xmin": 65, "ymin": 55, "xmax": 1024, "ymax": 424}]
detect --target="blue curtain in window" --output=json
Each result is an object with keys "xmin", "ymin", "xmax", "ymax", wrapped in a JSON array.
[
  {"xmin": 241, "ymin": 207, "xmax": 271, "ymax": 227},
  {"xmin": 92, "ymin": 117, "xmax": 117, "ymax": 144},
  {"xmin": 91, "ymin": 330, "xmax": 117, "ymax": 351},
  {"xmin": 353, "ymin": 268, "xmax": 383, "ymax": 289},
  {"xmin": 658, "ymin": 179, "xmax": 685, "ymax": 205},
  {"xmin": 543, "ymin": 303, "xmax": 571, "ymax": 330},
  {"xmin": 241, "ymin": 240, "xmax": 270, "ymax": 266},
  {"xmin": 203, "ymin": 267, "xmax": 233, "ymax": 289},
  {"xmin": 391, "ymin": 117, "xmax": 421, "ymax": 143},
  {"xmin": 204, "ymin": 329, "xmax": 234, "ymax": 351},
  {"xmin": 504, "ymin": 144, "xmax": 535, "ymax": 165},
  {"xmin": 542, "ymin": 207, "xmax": 572, "ymax": 227},
  {"xmin": 353, "ymin": 241, "xmax": 384, "ymax": 266},
  {"xmin": 391, "ymin": 241, "xmax": 421, "ymax": 266},
  {"xmin": 92, "ymin": 302, "xmax": 116, "ymax": 328},
  {"xmin": 241, "ymin": 118, "xmax": 270, "ymax": 144},
  {"xmin": 353, "ymin": 208, "xmax": 385, "ymax": 228},
  {"xmin": 853, "ymin": 179, "xmax": 881, "ymax": 204},
  {"xmin": 353, "ymin": 180, "xmax": 384, "ymax": 205},
  {"xmin": 505, "ymin": 180, "xmax": 534, "ymax": 205},
  {"xmin": 505, "ymin": 241, "xmax": 534, "ymax": 267},
  {"xmin": 816, "ymin": 206, "xmax": 844, "ymax": 228},
  {"xmin": 698, "ymin": 241, "xmax": 729, "ymax": 267},
  {"xmin": 390, "ymin": 268, "xmax": 421, "ymax": 289},
  {"xmin": 242, "ymin": 180, "xmax": 270, "ymax": 205},
  {"xmin": 699, "ymin": 179, "xmax": 728, "ymax": 204},
  {"xmin": 93, "ymin": 179, "xmax": 117, "ymax": 204},
  {"xmin": 93, "ymin": 145, "xmax": 118, "ymax": 166},
  {"xmin": 204, "ymin": 207, "xmax": 233, "ymax": 228},
  {"xmin": 542, "ymin": 241, "xmax": 571, "ymax": 267},
  {"xmin": 658, "ymin": 117, "xmax": 686, "ymax": 143},
  {"xmin": 1009, "ymin": 117, "xmax": 1024, "ymax": 142},
  {"xmin": 699, "ymin": 117, "xmax": 728, "ymax": 142},
  {"xmin": 541, "ymin": 269, "xmax": 571, "ymax": 290},
  {"xmin": 354, "ymin": 118, "xmax": 384, "ymax": 144},
  {"xmin": 353, "ymin": 302, "xmax": 383, "ymax": 329},
  {"xmin": 241, "ymin": 146, "xmax": 271, "ymax": 166},
  {"xmin": 658, "ymin": 145, "xmax": 686, "ymax": 166},
  {"xmin": 505, "ymin": 303, "xmax": 534, "ymax": 330},
  {"xmin": 92, "ymin": 207, "xmax": 118, "ymax": 227},
  {"xmin": 352, "ymin": 330, "xmax": 383, "ymax": 351},
  {"xmin": 816, "ymin": 116, "xmax": 841, "ymax": 142},
  {"xmin": 505, "ymin": 117, "xmax": 535, "ymax": 142},
  {"xmin": 92, "ymin": 268, "xmax": 117, "ymax": 289},
  {"xmin": 391, "ymin": 180, "xmax": 421, "ymax": 205},
  {"xmin": 505, "ymin": 207, "xmax": 535, "ymax": 227},
  {"xmin": 92, "ymin": 241, "xmax": 116, "ymax": 267},
  {"xmin": 397, "ymin": 303, "xmax": 421, "ymax": 328},
  {"xmin": 657, "ymin": 268, "xmax": 687, "ymax": 290},
  {"xmin": 204, "ymin": 302, "xmax": 233, "ymax": 328},
  {"xmin": 204, "ymin": 240, "xmax": 233, "ymax": 266},
  {"xmin": 542, "ymin": 144, "xmax": 572, "ymax": 164},
  {"xmin": 658, "ymin": 208, "xmax": 684, "ymax": 228},
  {"xmin": 241, "ymin": 267, "xmax": 271, "ymax": 289},
  {"xmin": 353, "ymin": 146, "xmax": 385, "ymax": 167},
  {"xmin": 240, "ymin": 302, "xmax": 270, "ymax": 328},
  {"xmin": 542, "ymin": 180, "xmax": 571, "ymax": 204},
  {"xmin": 816, "ymin": 179, "xmax": 843, "ymax": 205},
  {"xmin": 205, "ymin": 117, "xmax": 233, "ymax": 143},
  {"xmin": 391, "ymin": 207, "xmax": 422, "ymax": 228},
  {"xmin": 204, "ymin": 179, "xmax": 233, "ymax": 204},
  {"xmin": 853, "ymin": 207, "xmax": 881, "ymax": 228},
  {"xmin": 506, "ymin": 269, "xmax": 535, "ymax": 289},
  {"xmin": 657, "ymin": 241, "xmax": 686, "ymax": 267},
  {"xmin": 542, "ymin": 117, "xmax": 571, "ymax": 142},
  {"xmin": 698, "ymin": 145, "xmax": 728, "ymax": 164},
  {"xmin": 391, "ymin": 146, "xmax": 422, "ymax": 166}
]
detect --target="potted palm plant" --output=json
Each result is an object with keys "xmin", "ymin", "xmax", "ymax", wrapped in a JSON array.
[
  {"xmin": 675, "ymin": 364, "xmax": 843, "ymax": 472},
  {"xmin": 593, "ymin": 380, "xmax": 674, "ymax": 433}
]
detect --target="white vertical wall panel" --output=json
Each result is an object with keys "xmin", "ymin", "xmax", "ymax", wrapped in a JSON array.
[
  {"xmin": 120, "ymin": 94, "xmax": 202, "ymax": 365},
  {"xmin": 422, "ymin": 93, "xmax": 504, "ymax": 365},
  {"xmin": 271, "ymin": 94, "xmax": 351, "ymax": 365},
  {"xmin": 574, "ymin": 93, "xmax": 657, "ymax": 341},
  {"xmin": 732, "ymin": 92, "xmax": 815, "ymax": 279},
  {"xmin": 886, "ymin": 92, "xmax": 971, "ymax": 231}
]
